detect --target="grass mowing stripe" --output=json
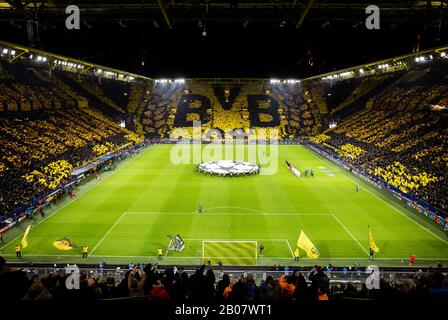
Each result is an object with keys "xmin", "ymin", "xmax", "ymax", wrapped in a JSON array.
[
  {"xmin": 88, "ymin": 212, "xmax": 127, "ymax": 256},
  {"xmin": 306, "ymin": 146, "xmax": 448, "ymax": 245},
  {"xmin": 332, "ymin": 214, "xmax": 369, "ymax": 255},
  {"xmin": 4, "ymin": 145, "xmax": 446, "ymax": 266},
  {"xmin": 0, "ymin": 150, "xmax": 145, "ymax": 252},
  {"xmin": 2, "ymin": 145, "xmax": 154, "ymax": 252},
  {"xmin": 203, "ymin": 241, "xmax": 258, "ymax": 265}
]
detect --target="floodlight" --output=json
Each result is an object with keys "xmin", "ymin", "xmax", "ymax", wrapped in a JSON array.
[{"xmin": 415, "ymin": 56, "xmax": 425, "ymax": 62}]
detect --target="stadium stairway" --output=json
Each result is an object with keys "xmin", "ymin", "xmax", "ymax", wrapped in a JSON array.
[{"xmin": 54, "ymin": 71, "xmax": 125, "ymax": 119}]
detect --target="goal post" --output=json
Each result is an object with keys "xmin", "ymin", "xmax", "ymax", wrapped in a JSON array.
[{"xmin": 202, "ymin": 240, "xmax": 258, "ymax": 266}]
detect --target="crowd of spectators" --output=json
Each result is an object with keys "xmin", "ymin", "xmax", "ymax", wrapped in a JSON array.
[
  {"xmin": 311, "ymin": 67, "xmax": 448, "ymax": 213},
  {"xmin": 64, "ymin": 73, "xmax": 125, "ymax": 113},
  {"xmin": 1, "ymin": 257, "xmax": 447, "ymax": 302},
  {"xmin": 138, "ymin": 85, "xmax": 178, "ymax": 138},
  {"xmin": 138, "ymin": 83, "xmax": 324, "ymax": 140},
  {"xmin": 0, "ymin": 68, "xmax": 78, "ymax": 112},
  {"xmin": 0, "ymin": 108, "xmax": 138, "ymax": 216},
  {"xmin": 0, "ymin": 64, "xmax": 144, "ymax": 217}
]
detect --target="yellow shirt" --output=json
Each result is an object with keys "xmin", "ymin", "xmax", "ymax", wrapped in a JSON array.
[
  {"xmin": 83, "ymin": 246, "xmax": 88, "ymax": 253},
  {"xmin": 15, "ymin": 245, "xmax": 21, "ymax": 252},
  {"xmin": 158, "ymin": 249, "xmax": 163, "ymax": 255}
]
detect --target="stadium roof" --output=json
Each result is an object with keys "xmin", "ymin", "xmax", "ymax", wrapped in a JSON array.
[
  {"xmin": 0, "ymin": 1, "xmax": 446, "ymax": 24},
  {"xmin": 0, "ymin": 1, "xmax": 447, "ymax": 77},
  {"xmin": 2, "ymin": 39, "xmax": 447, "ymax": 86}
]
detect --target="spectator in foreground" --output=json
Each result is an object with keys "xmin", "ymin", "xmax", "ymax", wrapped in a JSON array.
[
  {"xmin": 149, "ymin": 280, "xmax": 169, "ymax": 301},
  {"xmin": 279, "ymin": 274, "xmax": 295, "ymax": 300},
  {"xmin": 128, "ymin": 268, "xmax": 146, "ymax": 297}
]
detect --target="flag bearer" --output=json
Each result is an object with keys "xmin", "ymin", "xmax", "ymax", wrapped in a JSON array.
[
  {"xmin": 158, "ymin": 248, "xmax": 163, "ymax": 260},
  {"xmin": 82, "ymin": 245, "xmax": 89, "ymax": 258},
  {"xmin": 15, "ymin": 244, "xmax": 22, "ymax": 258}
]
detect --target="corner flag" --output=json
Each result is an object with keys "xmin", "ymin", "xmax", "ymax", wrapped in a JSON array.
[
  {"xmin": 369, "ymin": 226, "xmax": 379, "ymax": 253},
  {"xmin": 297, "ymin": 230, "xmax": 319, "ymax": 259},
  {"xmin": 21, "ymin": 225, "xmax": 31, "ymax": 248}
]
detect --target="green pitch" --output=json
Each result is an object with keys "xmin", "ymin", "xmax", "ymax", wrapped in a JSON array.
[{"xmin": 1, "ymin": 144, "xmax": 447, "ymax": 267}]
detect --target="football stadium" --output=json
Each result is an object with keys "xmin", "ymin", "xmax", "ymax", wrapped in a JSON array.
[{"xmin": 0, "ymin": 0, "xmax": 447, "ymax": 309}]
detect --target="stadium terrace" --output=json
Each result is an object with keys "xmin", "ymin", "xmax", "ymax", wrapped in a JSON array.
[{"xmin": 1, "ymin": 8, "xmax": 448, "ymax": 307}]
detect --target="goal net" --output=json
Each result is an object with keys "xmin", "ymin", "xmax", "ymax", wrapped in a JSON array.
[{"xmin": 202, "ymin": 240, "xmax": 258, "ymax": 266}]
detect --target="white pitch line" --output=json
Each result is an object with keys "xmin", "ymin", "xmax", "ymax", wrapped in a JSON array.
[
  {"xmin": 205, "ymin": 206, "xmax": 266, "ymax": 214},
  {"xmin": 88, "ymin": 212, "xmax": 127, "ymax": 256},
  {"xmin": 1, "ymin": 254, "xmax": 81, "ymax": 257},
  {"xmin": 332, "ymin": 214, "xmax": 369, "ymax": 255},
  {"xmin": 0, "ymin": 147, "xmax": 150, "ymax": 252},
  {"xmin": 199, "ymin": 256, "xmax": 259, "ymax": 259},
  {"xmin": 125, "ymin": 211, "xmax": 332, "ymax": 216},
  {"xmin": 184, "ymin": 238, "xmax": 291, "ymax": 242},
  {"xmin": 202, "ymin": 240, "xmax": 258, "ymax": 243},
  {"xmin": 285, "ymin": 240, "xmax": 295, "ymax": 258},
  {"xmin": 306, "ymin": 147, "xmax": 448, "ymax": 245}
]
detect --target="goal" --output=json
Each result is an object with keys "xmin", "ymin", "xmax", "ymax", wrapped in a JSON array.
[{"xmin": 202, "ymin": 240, "xmax": 258, "ymax": 266}]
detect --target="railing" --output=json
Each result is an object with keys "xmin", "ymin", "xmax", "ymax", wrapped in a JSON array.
[
  {"xmin": 6, "ymin": 265, "xmax": 445, "ymax": 285},
  {"xmin": 156, "ymin": 138, "xmax": 306, "ymax": 144}
]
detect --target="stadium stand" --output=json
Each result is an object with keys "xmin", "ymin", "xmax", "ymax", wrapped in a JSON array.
[
  {"xmin": 310, "ymin": 62, "xmax": 448, "ymax": 213},
  {"xmin": 0, "ymin": 258, "xmax": 447, "ymax": 302},
  {"xmin": 53, "ymin": 71, "xmax": 126, "ymax": 117},
  {"xmin": 2, "ymin": 53, "xmax": 447, "ymax": 218},
  {"xmin": 2, "ymin": 51, "xmax": 448, "ymax": 220},
  {"xmin": 0, "ymin": 61, "xmax": 144, "ymax": 217},
  {"xmin": 0, "ymin": 62, "xmax": 79, "ymax": 112},
  {"xmin": 138, "ymin": 82, "xmax": 325, "ymax": 140}
]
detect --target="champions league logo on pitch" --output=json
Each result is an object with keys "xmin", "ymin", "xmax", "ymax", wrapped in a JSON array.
[{"xmin": 169, "ymin": 121, "xmax": 279, "ymax": 175}]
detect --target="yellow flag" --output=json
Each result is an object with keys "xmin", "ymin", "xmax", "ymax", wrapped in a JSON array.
[
  {"xmin": 297, "ymin": 230, "xmax": 319, "ymax": 259},
  {"xmin": 21, "ymin": 225, "xmax": 31, "ymax": 249},
  {"xmin": 369, "ymin": 227, "xmax": 379, "ymax": 253}
]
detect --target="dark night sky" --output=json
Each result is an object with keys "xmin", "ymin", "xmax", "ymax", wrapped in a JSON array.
[{"xmin": 0, "ymin": 18, "xmax": 444, "ymax": 78}]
